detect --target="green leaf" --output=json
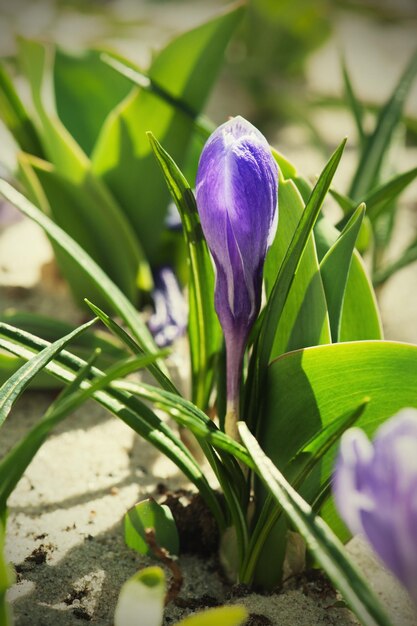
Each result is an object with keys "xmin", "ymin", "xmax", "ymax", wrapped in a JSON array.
[
  {"xmin": 0, "ymin": 349, "xmax": 101, "ymax": 510},
  {"xmin": 114, "ymin": 566, "xmax": 165, "ymax": 626},
  {"xmin": 100, "ymin": 52, "xmax": 213, "ymax": 142},
  {"xmin": 341, "ymin": 58, "xmax": 365, "ymax": 146},
  {"xmin": 241, "ymin": 400, "xmax": 368, "ymax": 585},
  {"xmin": 374, "ymin": 236, "xmax": 417, "ymax": 285},
  {"xmin": 0, "ymin": 179, "xmax": 160, "ymax": 360},
  {"xmin": 147, "ymin": 132, "xmax": 221, "ymax": 409},
  {"xmin": 18, "ymin": 37, "xmax": 89, "ymax": 180},
  {"xmin": 334, "ymin": 166, "xmax": 417, "ymax": 225},
  {"xmin": 115, "ymin": 378, "xmax": 252, "ymax": 470},
  {"xmin": 0, "ymin": 348, "xmax": 169, "ymax": 512},
  {"xmin": 125, "ymin": 499, "xmax": 179, "ymax": 557},
  {"xmin": 175, "ymin": 606, "xmax": 247, "ymax": 626},
  {"xmin": 0, "ymin": 310, "xmax": 126, "ymax": 362},
  {"xmin": 319, "ymin": 204, "xmax": 365, "ymax": 341},
  {"xmin": 0, "ymin": 61, "xmax": 44, "ymax": 156},
  {"xmin": 0, "ymin": 515, "xmax": 14, "ymax": 626},
  {"xmin": 363, "ymin": 166, "xmax": 417, "ymax": 220},
  {"xmin": 0, "ymin": 323, "xmax": 225, "ymax": 530},
  {"xmin": 0, "ymin": 310, "xmax": 127, "ymax": 389},
  {"xmin": 261, "ymin": 340, "xmax": 417, "ymax": 540},
  {"xmin": 264, "ymin": 168, "xmax": 331, "ymax": 358},
  {"xmin": 0, "ymin": 318, "xmax": 96, "ymax": 428},
  {"xmin": 54, "ymin": 48, "xmax": 132, "ymax": 155},
  {"xmin": 84, "ymin": 300, "xmax": 178, "ymax": 394},
  {"xmin": 91, "ymin": 5, "xmax": 243, "ymax": 262},
  {"xmin": 246, "ymin": 140, "xmax": 346, "ymax": 427},
  {"xmin": 18, "ymin": 153, "xmax": 149, "ymax": 306},
  {"xmin": 239, "ymin": 423, "xmax": 394, "ymax": 626},
  {"xmin": 349, "ymin": 48, "xmax": 417, "ymax": 199},
  {"xmin": 314, "ymin": 215, "xmax": 383, "ymax": 341}
]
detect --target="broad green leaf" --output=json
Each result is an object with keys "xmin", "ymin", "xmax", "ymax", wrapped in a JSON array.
[
  {"xmin": 147, "ymin": 133, "xmax": 221, "ymax": 409},
  {"xmin": 349, "ymin": 48, "xmax": 417, "ymax": 199},
  {"xmin": 54, "ymin": 48, "xmax": 132, "ymax": 155},
  {"xmin": 175, "ymin": 606, "xmax": 247, "ymax": 626},
  {"xmin": 239, "ymin": 423, "xmax": 394, "ymax": 626},
  {"xmin": 125, "ymin": 499, "xmax": 179, "ymax": 557},
  {"xmin": 114, "ymin": 566, "xmax": 165, "ymax": 626},
  {"xmin": 261, "ymin": 341, "xmax": 417, "ymax": 540},
  {"xmin": 264, "ymin": 168, "xmax": 331, "ymax": 357},
  {"xmin": 92, "ymin": 6, "xmax": 244, "ymax": 262},
  {"xmin": 271, "ymin": 147, "xmax": 297, "ymax": 179},
  {"xmin": 18, "ymin": 37, "xmax": 89, "ymax": 180},
  {"xmin": 0, "ymin": 180, "xmax": 161, "ymax": 360},
  {"xmin": 18, "ymin": 152, "xmax": 149, "ymax": 306},
  {"xmin": 0, "ymin": 322, "xmax": 225, "ymax": 530},
  {"xmin": 314, "ymin": 215, "xmax": 383, "ymax": 341},
  {"xmin": 319, "ymin": 204, "xmax": 365, "ymax": 341},
  {"xmin": 0, "ymin": 61, "xmax": 44, "ymax": 156},
  {"xmin": 246, "ymin": 140, "xmax": 346, "ymax": 426},
  {"xmin": 100, "ymin": 52, "xmax": 214, "ymax": 142},
  {"xmin": 0, "ymin": 515, "xmax": 14, "ymax": 626},
  {"xmin": 0, "ymin": 318, "xmax": 96, "ymax": 428}
]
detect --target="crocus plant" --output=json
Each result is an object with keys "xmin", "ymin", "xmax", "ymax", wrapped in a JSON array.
[
  {"xmin": 1, "ymin": 101, "xmax": 417, "ymax": 626},
  {"xmin": 334, "ymin": 409, "xmax": 417, "ymax": 607},
  {"xmin": 196, "ymin": 116, "xmax": 278, "ymax": 438}
]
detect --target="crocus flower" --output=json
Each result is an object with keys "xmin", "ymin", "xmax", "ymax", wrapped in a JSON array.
[
  {"xmin": 196, "ymin": 116, "xmax": 278, "ymax": 437},
  {"xmin": 148, "ymin": 266, "xmax": 188, "ymax": 348},
  {"xmin": 333, "ymin": 408, "xmax": 417, "ymax": 606}
]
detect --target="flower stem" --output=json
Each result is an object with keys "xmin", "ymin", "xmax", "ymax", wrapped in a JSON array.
[{"xmin": 224, "ymin": 333, "xmax": 244, "ymax": 440}]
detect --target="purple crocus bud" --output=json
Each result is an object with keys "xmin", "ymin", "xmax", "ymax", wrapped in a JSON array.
[
  {"xmin": 333, "ymin": 409, "xmax": 417, "ymax": 606},
  {"xmin": 148, "ymin": 267, "xmax": 188, "ymax": 348},
  {"xmin": 196, "ymin": 116, "xmax": 278, "ymax": 437}
]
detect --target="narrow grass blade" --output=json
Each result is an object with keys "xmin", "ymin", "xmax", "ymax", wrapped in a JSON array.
[
  {"xmin": 239, "ymin": 423, "xmax": 394, "ymax": 626},
  {"xmin": 148, "ymin": 132, "xmax": 222, "ymax": 409},
  {"xmin": 349, "ymin": 48, "xmax": 417, "ymax": 199},
  {"xmin": 341, "ymin": 58, "xmax": 365, "ymax": 146},
  {"xmin": 363, "ymin": 166, "xmax": 417, "ymax": 219},
  {"xmin": 0, "ymin": 325, "xmax": 225, "ymax": 529},
  {"xmin": 85, "ymin": 299, "xmax": 178, "ymax": 394},
  {"xmin": 0, "ymin": 350, "xmax": 100, "ymax": 509},
  {"xmin": 0, "ymin": 318, "xmax": 96, "ymax": 427}
]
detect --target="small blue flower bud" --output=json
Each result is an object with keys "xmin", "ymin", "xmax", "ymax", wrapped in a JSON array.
[
  {"xmin": 148, "ymin": 267, "xmax": 187, "ymax": 348},
  {"xmin": 333, "ymin": 409, "xmax": 417, "ymax": 606},
  {"xmin": 196, "ymin": 116, "xmax": 278, "ymax": 435}
]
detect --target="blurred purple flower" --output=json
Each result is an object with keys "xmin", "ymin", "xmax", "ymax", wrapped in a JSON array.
[
  {"xmin": 333, "ymin": 409, "xmax": 417, "ymax": 605},
  {"xmin": 0, "ymin": 199, "xmax": 22, "ymax": 229},
  {"xmin": 195, "ymin": 116, "xmax": 278, "ymax": 435},
  {"xmin": 148, "ymin": 266, "xmax": 188, "ymax": 348}
]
